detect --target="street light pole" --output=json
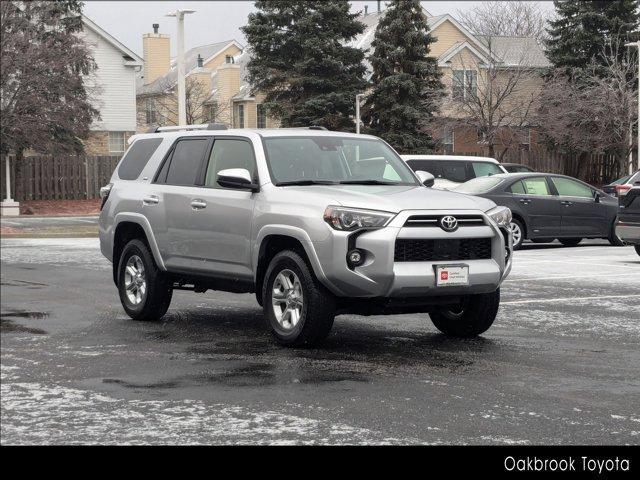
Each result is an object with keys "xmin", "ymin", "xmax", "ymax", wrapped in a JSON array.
[
  {"xmin": 625, "ymin": 41, "xmax": 639, "ymax": 172},
  {"xmin": 355, "ymin": 93, "xmax": 365, "ymax": 134},
  {"xmin": 167, "ymin": 9, "xmax": 195, "ymax": 126}
]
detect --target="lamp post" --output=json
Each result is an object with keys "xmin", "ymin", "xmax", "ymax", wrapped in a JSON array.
[
  {"xmin": 166, "ymin": 9, "xmax": 195, "ymax": 126},
  {"xmin": 355, "ymin": 93, "xmax": 365, "ymax": 134},
  {"xmin": 625, "ymin": 41, "xmax": 639, "ymax": 172}
]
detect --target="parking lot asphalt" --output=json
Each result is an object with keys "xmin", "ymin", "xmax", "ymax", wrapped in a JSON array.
[{"xmin": 1, "ymin": 237, "xmax": 639, "ymax": 445}]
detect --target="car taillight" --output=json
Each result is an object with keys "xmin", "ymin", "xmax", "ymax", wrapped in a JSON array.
[
  {"xmin": 100, "ymin": 183, "xmax": 113, "ymax": 210},
  {"xmin": 615, "ymin": 185, "xmax": 632, "ymax": 196}
]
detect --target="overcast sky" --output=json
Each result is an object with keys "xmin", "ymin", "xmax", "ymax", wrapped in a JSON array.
[{"xmin": 83, "ymin": 1, "xmax": 555, "ymax": 58}]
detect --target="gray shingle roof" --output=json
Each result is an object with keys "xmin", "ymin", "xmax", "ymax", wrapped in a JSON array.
[{"xmin": 476, "ymin": 35, "xmax": 550, "ymax": 68}]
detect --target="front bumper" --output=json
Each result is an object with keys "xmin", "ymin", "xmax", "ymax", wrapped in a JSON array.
[
  {"xmin": 312, "ymin": 209, "xmax": 512, "ymax": 298},
  {"xmin": 615, "ymin": 221, "xmax": 640, "ymax": 245}
]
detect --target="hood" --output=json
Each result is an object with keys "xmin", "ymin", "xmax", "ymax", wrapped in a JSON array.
[{"xmin": 277, "ymin": 184, "xmax": 497, "ymax": 213}]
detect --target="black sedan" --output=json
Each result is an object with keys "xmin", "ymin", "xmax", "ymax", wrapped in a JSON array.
[{"xmin": 454, "ymin": 173, "xmax": 622, "ymax": 249}]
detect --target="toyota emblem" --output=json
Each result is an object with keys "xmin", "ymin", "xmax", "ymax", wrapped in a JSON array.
[{"xmin": 440, "ymin": 216, "xmax": 458, "ymax": 232}]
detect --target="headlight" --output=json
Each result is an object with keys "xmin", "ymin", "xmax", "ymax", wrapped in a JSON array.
[
  {"xmin": 323, "ymin": 206, "xmax": 395, "ymax": 231},
  {"xmin": 486, "ymin": 206, "xmax": 512, "ymax": 227}
]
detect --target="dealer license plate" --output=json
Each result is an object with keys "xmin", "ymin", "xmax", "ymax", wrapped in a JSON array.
[{"xmin": 435, "ymin": 265, "xmax": 469, "ymax": 286}]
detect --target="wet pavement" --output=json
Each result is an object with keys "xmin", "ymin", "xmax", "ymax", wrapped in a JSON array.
[{"xmin": 1, "ymin": 237, "xmax": 639, "ymax": 444}]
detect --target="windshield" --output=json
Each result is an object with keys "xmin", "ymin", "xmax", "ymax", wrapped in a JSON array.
[
  {"xmin": 454, "ymin": 176, "xmax": 504, "ymax": 194},
  {"xmin": 263, "ymin": 136, "xmax": 418, "ymax": 186}
]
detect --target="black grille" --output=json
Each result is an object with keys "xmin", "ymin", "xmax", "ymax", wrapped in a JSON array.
[
  {"xmin": 394, "ymin": 238, "xmax": 492, "ymax": 262},
  {"xmin": 404, "ymin": 215, "xmax": 485, "ymax": 228}
]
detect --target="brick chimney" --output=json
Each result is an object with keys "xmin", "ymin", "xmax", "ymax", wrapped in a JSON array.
[{"xmin": 142, "ymin": 23, "xmax": 170, "ymax": 85}]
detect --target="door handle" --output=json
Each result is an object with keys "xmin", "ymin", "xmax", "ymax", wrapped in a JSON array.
[
  {"xmin": 561, "ymin": 200, "xmax": 573, "ymax": 206},
  {"xmin": 519, "ymin": 198, "xmax": 531, "ymax": 205},
  {"xmin": 190, "ymin": 199, "xmax": 207, "ymax": 210},
  {"xmin": 142, "ymin": 195, "xmax": 159, "ymax": 206}
]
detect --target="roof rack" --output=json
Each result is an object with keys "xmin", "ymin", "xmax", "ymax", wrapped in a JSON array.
[
  {"xmin": 146, "ymin": 123, "xmax": 228, "ymax": 133},
  {"xmin": 280, "ymin": 126, "xmax": 329, "ymax": 131}
]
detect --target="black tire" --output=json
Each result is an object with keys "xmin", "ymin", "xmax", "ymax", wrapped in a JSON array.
[
  {"xmin": 429, "ymin": 289, "xmax": 500, "ymax": 337},
  {"xmin": 531, "ymin": 238, "xmax": 554, "ymax": 244},
  {"xmin": 559, "ymin": 238, "xmax": 582, "ymax": 247},
  {"xmin": 608, "ymin": 219, "xmax": 625, "ymax": 246},
  {"xmin": 510, "ymin": 218, "xmax": 525, "ymax": 250},
  {"xmin": 117, "ymin": 239, "xmax": 173, "ymax": 321},
  {"xmin": 262, "ymin": 250, "xmax": 336, "ymax": 347},
  {"xmin": 635, "ymin": 245, "xmax": 640, "ymax": 257}
]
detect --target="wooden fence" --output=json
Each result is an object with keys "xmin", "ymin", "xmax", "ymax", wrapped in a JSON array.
[{"xmin": 0, "ymin": 155, "xmax": 121, "ymax": 201}]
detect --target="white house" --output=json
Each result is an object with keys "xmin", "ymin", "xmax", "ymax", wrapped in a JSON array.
[{"xmin": 81, "ymin": 16, "xmax": 143, "ymax": 155}]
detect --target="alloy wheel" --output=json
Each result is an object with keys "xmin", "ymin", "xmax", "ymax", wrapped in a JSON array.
[
  {"xmin": 124, "ymin": 255, "xmax": 147, "ymax": 305},
  {"xmin": 271, "ymin": 269, "xmax": 304, "ymax": 330}
]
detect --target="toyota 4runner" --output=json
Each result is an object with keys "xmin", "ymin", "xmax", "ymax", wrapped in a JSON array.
[{"xmin": 99, "ymin": 125, "xmax": 513, "ymax": 347}]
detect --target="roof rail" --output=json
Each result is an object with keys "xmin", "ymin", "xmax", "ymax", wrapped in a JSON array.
[
  {"xmin": 146, "ymin": 123, "xmax": 229, "ymax": 133},
  {"xmin": 280, "ymin": 126, "xmax": 329, "ymax": 131}
]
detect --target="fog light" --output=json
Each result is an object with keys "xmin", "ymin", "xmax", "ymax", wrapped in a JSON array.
[{"xmin": 347, "ymin": 249, "xmax": 364, "ymax": 267}]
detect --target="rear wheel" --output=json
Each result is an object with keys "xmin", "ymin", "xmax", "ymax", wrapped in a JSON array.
[
  {"xmin": 509, "ymin": 219, "xmax": 525, "ymax": 250},
  {"xmin": 559, "ymin": 238, "xmax": 582, "ymax": 247},
  {"xmin": 117, "ymin": 239, "xmax": 173, "ymax": 321},
  {"xmin": 429, "ymin": 289, "xmax": 500, "ymax": 337},
  {"xmin": 263, "ymin": 250, "xmax": 336, "ymax": 347}
]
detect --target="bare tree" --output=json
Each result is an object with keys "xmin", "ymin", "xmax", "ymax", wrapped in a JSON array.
[
  {"xmin": 445, "ymin": 38, "xmax": 541, "ymax": 160},
  {"xmin": 139, "ymin": 77, "xmax": 226, "ymax": 127},
  {"xmin": 456, "ymin": 1, "xmax": 550, "ymax": 43},
  {"xmin": 1, "ymin": 1, "xmax": 99, "ymax": 157},
  {"xmin": 537, "ymin": 39, "xmax": 638, "ymax": 175}
]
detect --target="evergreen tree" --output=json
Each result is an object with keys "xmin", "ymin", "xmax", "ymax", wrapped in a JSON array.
[
  {"xmin": 546, "ymin": 0, "xmax": 639, "ymax": 72},
  {"xmin": 242, "ymin": 1, "xmax": 367, "ymax": 130},
  {"xmin": 362, "ymin": 0, "xmax": 444, "ymax": 153}
]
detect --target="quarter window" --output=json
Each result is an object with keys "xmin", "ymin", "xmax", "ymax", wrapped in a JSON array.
[
  {"xmin": 204, "ymin": 139, "xmax": 256, "ymax": 189},
  {"xmin": 551, "ymin": 177, "xmax": 594, "ymax": 198},
  {"xmin": 118, "ymin": 138, "xmax": 163, "ymax": 180}
]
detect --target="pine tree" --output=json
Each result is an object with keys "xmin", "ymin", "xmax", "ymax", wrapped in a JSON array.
[
  {"xmin": 546, "ymin": 0, "xmax": 639, "ymax": 72},
  {"xmin": 242, "ymin": 1, "xmax": 367, "ymax": 130},
  {"xmin": 362, "ymin": 0, "xmax": 444, "ymax": 153}
]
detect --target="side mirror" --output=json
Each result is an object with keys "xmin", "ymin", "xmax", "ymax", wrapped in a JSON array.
[
  {"xmin": 594, "ymin": 191, "xmax": 601, "ymax": 203},
  {"xmin": 217, "ymin": 168, "xmax": 259, "ymax": 192},
  {"xmin": 415, "ymin": 170, "xmax": 435, "ymax": 188}
]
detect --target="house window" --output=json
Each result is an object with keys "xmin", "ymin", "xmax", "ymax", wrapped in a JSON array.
[
  {"xmin": 257, "ymin": 104, "xmax": 267, "ymax": 129},
  {"xmin": 204, "ymin": 103, "xmax": 217, "ymax": 123},
  {"xmin": 442, "ymin": 127, "xmax": 454, "ymax": 154},
  {"xmin": 108, "ymin": 132, "xmax": 126, "ymax": 153},
  {"xmin": 145, "ymin": 98, "xmax": 157, "ymax": 125},
  {"xmin": 452, "ymin": 70, "xmax": 477, "ymax": 101},
  {"xmin": 235, "ymin": 104, "xmax": 245, "ymax": 128}
]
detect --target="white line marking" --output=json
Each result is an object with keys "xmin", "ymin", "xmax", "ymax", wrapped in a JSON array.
[
  {"xmin": 502, "ymin": 294, "xmax": 640, "ymax": 305},
  {"xmin": 505, "ymin": 273, "xmax": 638, "ymax": 282}
]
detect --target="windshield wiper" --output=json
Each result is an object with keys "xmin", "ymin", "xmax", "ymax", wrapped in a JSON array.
[
  {"xmin": 338, "ymin": 180, "xmax": 403, "ymax": 185},
  {"xmin": 275, "ymin": 180, "xmax": 339, "ymax": 186}
]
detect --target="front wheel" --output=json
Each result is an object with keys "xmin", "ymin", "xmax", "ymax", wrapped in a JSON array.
[
  {"xmin": 117, "ymin": 239, "xmax": 173, "ymax": 321},
  {"xmin": 263, "ymin": 250, "xmax": 336, "ymax": 347},
  {"xmin": 429, "ymin": 289, "xmax": 500, "ymax": 337},
  {"xmin": 559, "ymin": 238, "xmax": 582, "ymax": 247}
]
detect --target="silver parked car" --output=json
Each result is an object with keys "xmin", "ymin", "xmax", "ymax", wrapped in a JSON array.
[{"xmin": 99, "ymin": 125, "xmax": 513, "ymax": 347}]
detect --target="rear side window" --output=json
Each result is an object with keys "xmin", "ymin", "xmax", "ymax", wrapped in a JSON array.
[
  {"xmin": 440, "ymin": 161, "xmax": 469, "ymax": 182},
  {"xmin": 522, "ymin": 177, "xmax": 552, "ymax": 196},
  {"xmin": 407, "ymin": 160, "xmax": 440, "ymax": 177},
  {"xmin": 160, "ymin": 138, "xmax": 210, "ymax": 186},
  {"xmin": 471, "ymin": 162, "xmax": 502, "ymax": 177},
  {"xmin": 117, "ymin": 138, "xmax": 163, "ymax": 180}
]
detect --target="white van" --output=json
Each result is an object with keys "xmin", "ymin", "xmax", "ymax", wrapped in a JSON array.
[{"xmin": 401, "ymin": 155, "xmax": 508, "ymax": 190}]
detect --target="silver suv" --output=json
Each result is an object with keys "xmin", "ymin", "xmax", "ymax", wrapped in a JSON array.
[{"xmin": 99, "ymin": 125, "xmax": 513, "ymax": 347}]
